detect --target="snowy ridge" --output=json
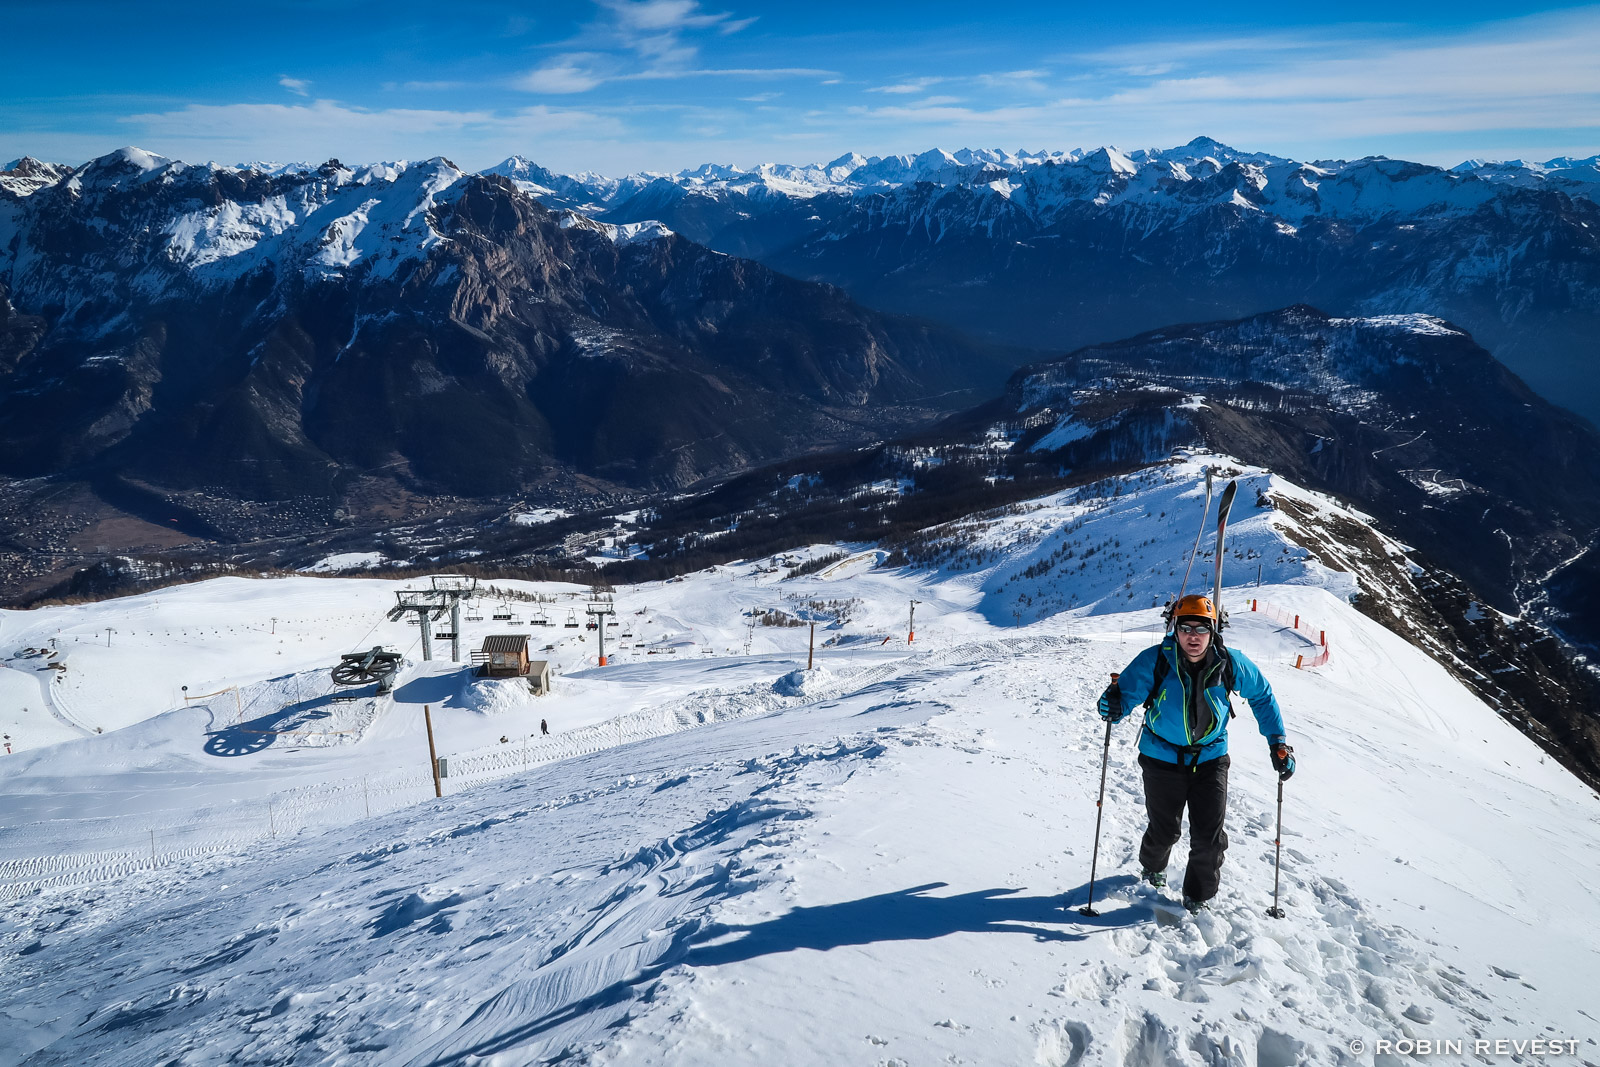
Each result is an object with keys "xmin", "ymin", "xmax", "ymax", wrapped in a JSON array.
[
  {"xmin": 476, "ymin": 137, "xmax": 1600, "ymax": 225},
  {"xmin": 0, "ymin": 149, "xmax": 470, "ymax": 314},
  {"xmin": 1018, "ymin": 309, "xmax": 1462, "ymax": 419},
  {"xmin": 1, "ymin": 456, "xmax": 1597, "ymax": 1062}
]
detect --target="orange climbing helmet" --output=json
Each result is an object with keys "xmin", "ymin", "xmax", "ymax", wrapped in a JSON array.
[{"xmin": 1170, "ymin": 594, "xmax": 1217, "ymax": 630}]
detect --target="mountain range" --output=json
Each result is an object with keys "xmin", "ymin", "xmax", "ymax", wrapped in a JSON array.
[
  {"xmin": 0, "ymin": 149, "xmax": 1012, "ymax": 507},
  {"xmin": 483, "ymin": 137, "xmax": 1600, "ymax": 430}
]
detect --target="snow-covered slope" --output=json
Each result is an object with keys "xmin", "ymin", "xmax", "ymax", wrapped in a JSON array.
[{"xmin": 3, "ymin": 456, "xmax": 1597, "ymax": 1063}]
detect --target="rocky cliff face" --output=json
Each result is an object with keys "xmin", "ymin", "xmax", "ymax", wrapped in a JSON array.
[{"xmin": 0, "ymin": 151, "xmax": 1012, "ymax": 511}]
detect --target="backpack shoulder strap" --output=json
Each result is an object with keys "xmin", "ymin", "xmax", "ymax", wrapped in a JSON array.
[
  {"xmin": 1219, "ymin": 645, "xmax": 1237, "ymax": 719},
  {"xmin": 1143, "ymin": 646, "xmax": 1171, "ymax": 709}
]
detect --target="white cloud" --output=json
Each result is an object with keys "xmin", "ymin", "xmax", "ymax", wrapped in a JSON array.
[
  {"xmin": 517, "ymin": 55, "xmax": 613, "ymax": 94},
  {"xmin": 868, "ymin": 77, "xmax": 943, "ymax": 95},
  {"xmin": 621, "ymin": 66, "xmax": 832, "ymax": 81},
  {"xmin": 600, "ymin": 0, "xmax": 728, "ymax": 35},
  {"xmin": 279, "ymin": 76, "xmax": 310, "ymax": 96},
  {"xmin": 385, "ymin": 80, "xmax": 469, "ymax": 92},
  {"xmin": 516, "ymin": 0, "xmax": 774, "ymax": 94},
  {"xmin": 974, "ymin": 70, "xmax": 1050, "ymax": 91}
]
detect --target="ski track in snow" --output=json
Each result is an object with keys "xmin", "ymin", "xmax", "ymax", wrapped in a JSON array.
[{"xmin": 1, "ymin": 456, "xmax": 1598, "ymax": 1065}]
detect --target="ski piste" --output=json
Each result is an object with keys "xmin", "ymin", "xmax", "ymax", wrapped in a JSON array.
[
  {"xmin": 1212, "ymin": 479, "xmax": 1238, "ymax": 629},
  {"xmin": 1174, "ymin": 467, "xmax": 1214, "ymax": 607}
]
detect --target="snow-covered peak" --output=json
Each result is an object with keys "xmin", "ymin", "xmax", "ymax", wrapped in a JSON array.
[
  {"xmin": 303, "ymin": 157, "xmax": 463, "ymax": 279},
  {"xmin": 1454, "ymin": 153, "xmax": 1600, "ymax": 187},
  {"xmin": 106, "ymin": 146, "xmax": 170, "ymax": 172},
  {"xmin": 822, "ymin": 151, "xmax": 868, "ymax": 181},
  {"xmin": 556, "ymin": 210, "xmax": 674, "ymax": 244},
  {"xmin": 675, "ymin": 161, "xmax": 746, "ymax": 182},
  {"xmin": 1332, "ymin": 312, "xmax": 1465, "ymax": 338},
  {"xmin": 0, "ymin": 156, "xmax": 73, "ymax": 197},
  {"xmin": 235, "ymin": 160, "xmax": 322, "ymax": 177},
  {"xmin": 64, "ymin": 146, "xmax": 178, "ymax": 193},
  {"xmin": 605, "ymin": 218, "xmax": 675, "ymax": 244}
]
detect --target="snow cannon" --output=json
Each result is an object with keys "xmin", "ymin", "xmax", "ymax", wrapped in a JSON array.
[{"xmin": 331, "ymin": 646, "xmax": 403, "ymax": 694}]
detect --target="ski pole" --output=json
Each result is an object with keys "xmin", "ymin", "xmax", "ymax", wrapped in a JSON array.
[
  {"xmin": 1079, "ymin": 673, "xmax": 1117, "ymax": 917},
  {"xmin": 1266, "ymin": 777, "xmax": 1286, "ymax": 919}
]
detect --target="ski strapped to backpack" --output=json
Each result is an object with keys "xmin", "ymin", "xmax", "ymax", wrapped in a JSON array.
[{"xmin": 1211, "ymin": 479, "xmax": 1238, "ymax": 631}]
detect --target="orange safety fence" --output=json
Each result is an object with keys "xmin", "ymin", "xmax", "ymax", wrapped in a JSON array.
[{"xmin": 1246, "ymin": 599, "xmax": 1331, "ymax": 669}]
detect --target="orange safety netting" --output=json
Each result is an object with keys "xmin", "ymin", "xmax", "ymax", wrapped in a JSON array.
[{"xmin": 1245, "ymin": 599, "xmax": 1331, "ymax": 669}]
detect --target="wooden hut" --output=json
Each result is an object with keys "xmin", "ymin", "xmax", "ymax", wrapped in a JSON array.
[{"xmin": 474, "ymin": 634, "xmax": 531, "ymax": 678}]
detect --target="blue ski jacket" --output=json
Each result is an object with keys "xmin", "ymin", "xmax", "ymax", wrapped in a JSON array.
[{"xmin": 1114, "ymin": 639, "xmax": 1285, "ymax": 766}]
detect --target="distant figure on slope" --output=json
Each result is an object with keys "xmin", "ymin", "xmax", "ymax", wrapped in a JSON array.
[
  {"xmin": 1096, "ymin": 594, "xmax": 1295, "ymax": 913},
  {"xmin": 540, "ymin": 718, "xmax": 549, "ymax": 736}
]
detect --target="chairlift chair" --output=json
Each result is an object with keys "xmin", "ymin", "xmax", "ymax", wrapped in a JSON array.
[
  {"xmin": 492, "ymin": 601, "xmax": 513, "ymax": 622},
  {"xmin": 532, "ymin": 608, "xmax": 551, "ymax": 627},
  {"xmin": 564, "ymin": 610, "xmax": 580, "ymax": 629}
]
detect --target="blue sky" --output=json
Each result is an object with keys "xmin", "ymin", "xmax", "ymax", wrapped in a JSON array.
[{"xmin": 5, "ymin": 0, "xmax": 1599, "ymax": 174}]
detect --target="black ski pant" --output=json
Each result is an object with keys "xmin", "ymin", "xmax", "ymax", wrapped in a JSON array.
[{"xmin": 1138, "ymin": 753, "xmax": 1230, "ymax": 902}]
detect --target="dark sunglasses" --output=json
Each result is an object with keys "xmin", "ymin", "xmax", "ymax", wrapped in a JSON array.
[{"xmin": 1175, "ymin": 621, "xmax": 1212, "ymax": 635}]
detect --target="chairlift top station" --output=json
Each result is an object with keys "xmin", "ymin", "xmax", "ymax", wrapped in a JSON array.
[{"xmin": 387, "ymin": 575, "xmax": 477, "ymax": 663}]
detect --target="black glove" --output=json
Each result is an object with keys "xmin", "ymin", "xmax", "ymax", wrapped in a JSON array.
[
  {"xmin": 1097, "ymin": 683, "xmax": 1124, "ymax": 724},
  {"xmin": 1269, "ymin": 738, "xmax": 1295, "ymax": 781}
]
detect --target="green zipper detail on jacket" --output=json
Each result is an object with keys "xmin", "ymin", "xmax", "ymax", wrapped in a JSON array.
[{"xmin": 1199, "ymin": 660, "xmax": 1221, "ymax": 742}]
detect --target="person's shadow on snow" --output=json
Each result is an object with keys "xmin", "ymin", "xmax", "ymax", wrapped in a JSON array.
[
  {"xmin": 685, "ymin": 877, "xmax": 1144, "ymax": 966},
  {"xmin": 411, "ymin": 878, "xmax": 1147, "ymax": 1065}
]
